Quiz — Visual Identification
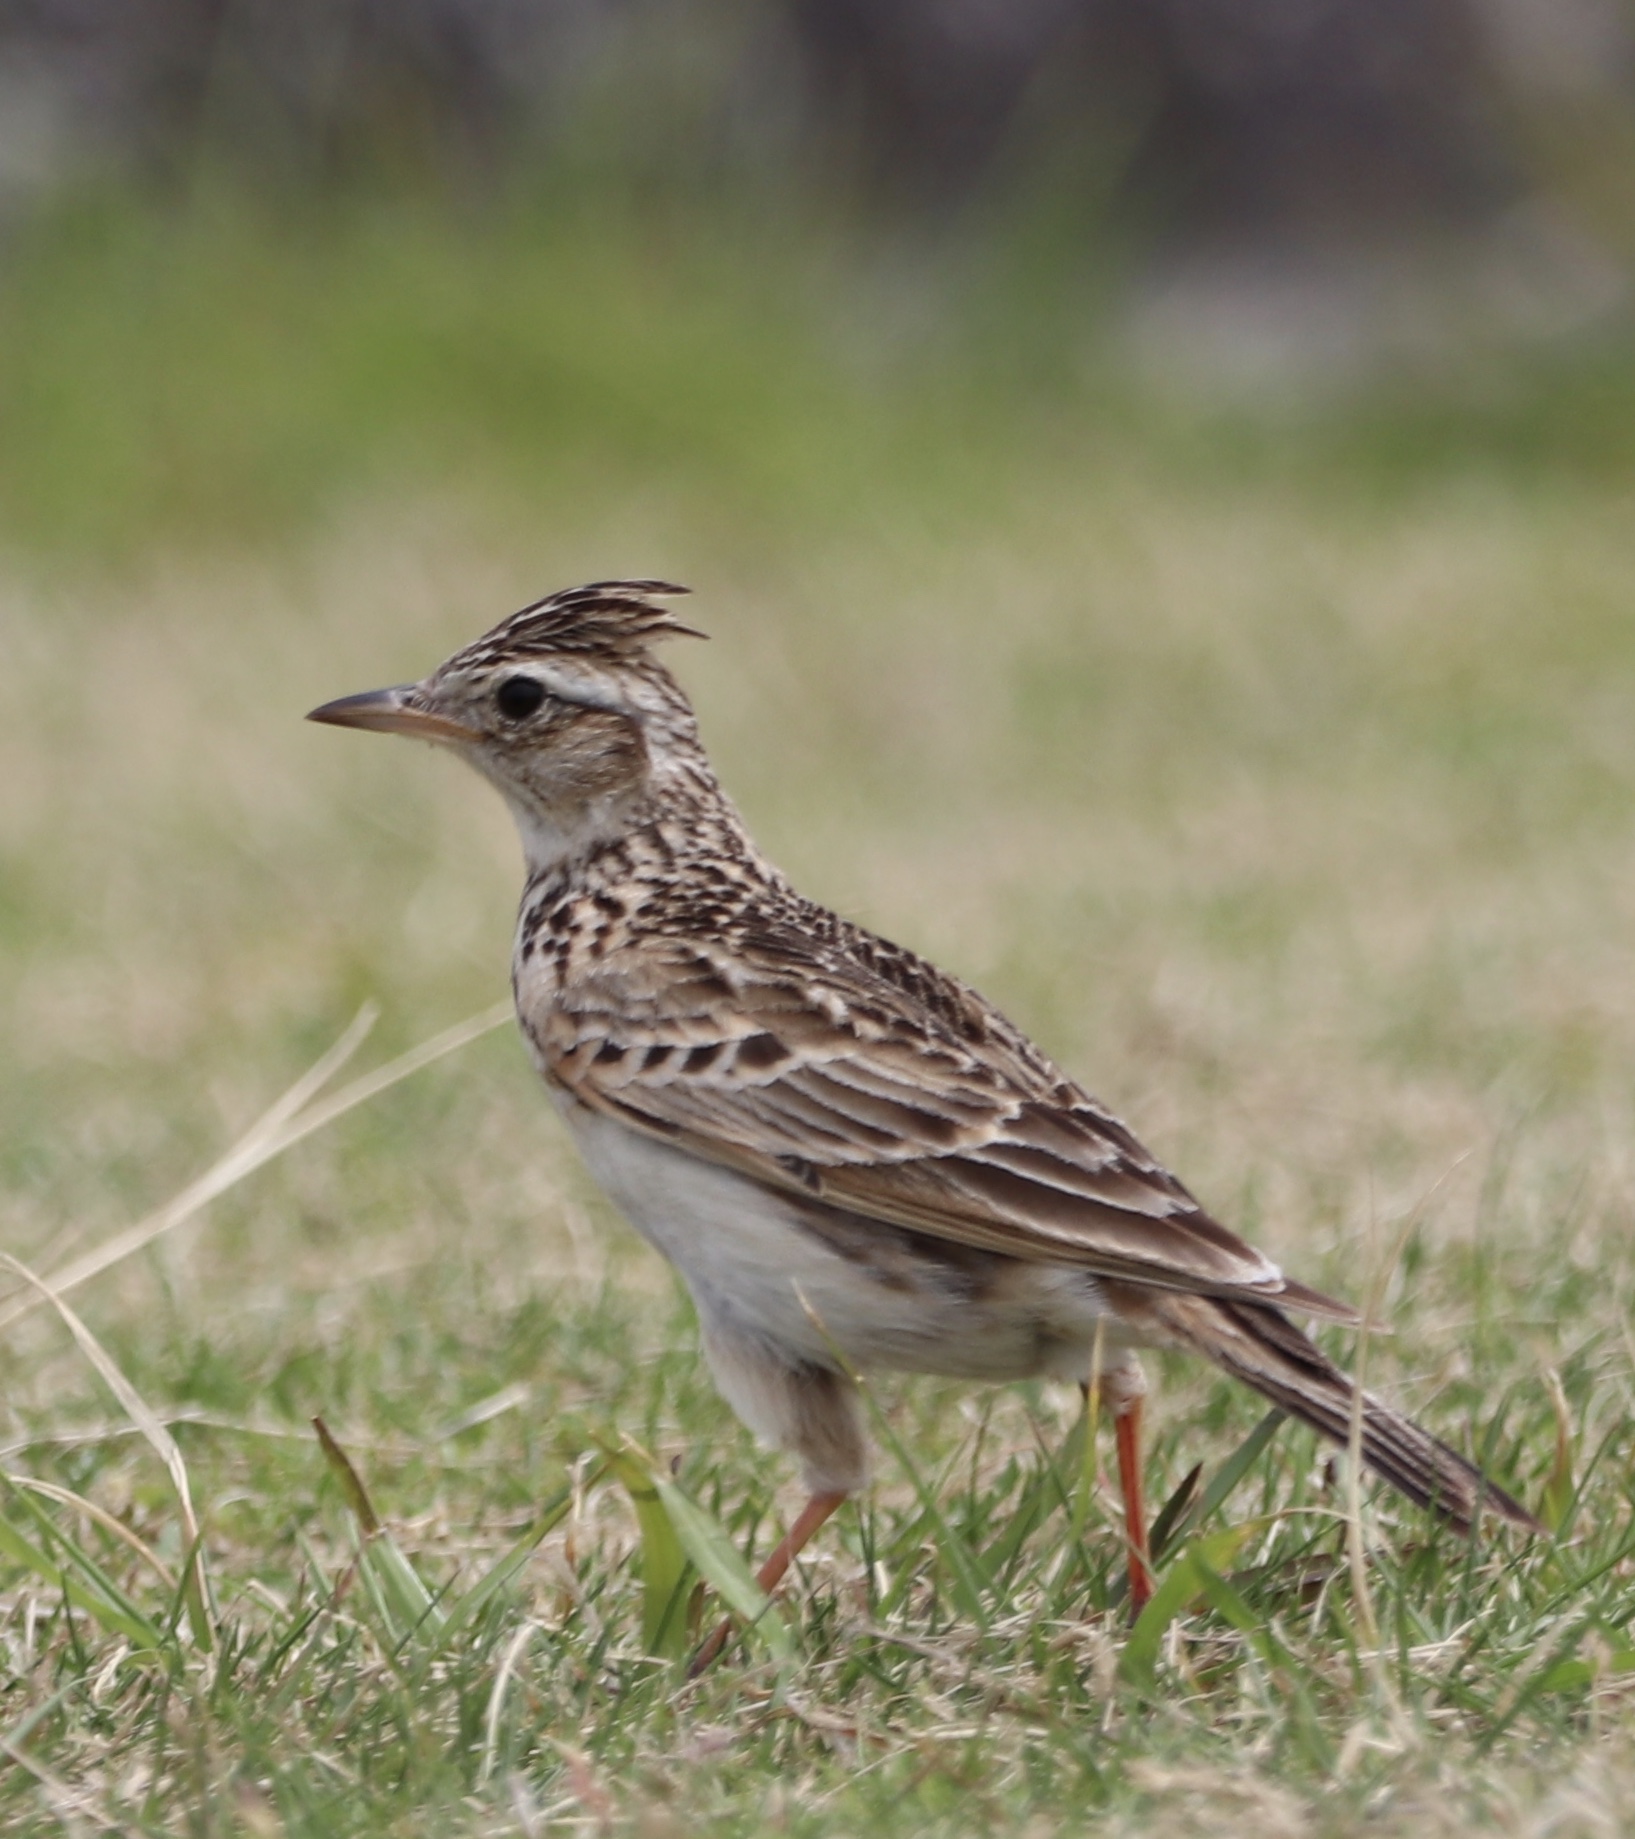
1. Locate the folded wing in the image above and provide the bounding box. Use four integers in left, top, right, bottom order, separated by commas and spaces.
539, 923, 1354, 1321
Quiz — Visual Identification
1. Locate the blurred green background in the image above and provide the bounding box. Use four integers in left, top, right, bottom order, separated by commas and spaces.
3, 0, 1634, 566
3, 5, 1635, 1834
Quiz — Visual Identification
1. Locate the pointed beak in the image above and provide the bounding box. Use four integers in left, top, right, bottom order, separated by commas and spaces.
305, 686, 477, 744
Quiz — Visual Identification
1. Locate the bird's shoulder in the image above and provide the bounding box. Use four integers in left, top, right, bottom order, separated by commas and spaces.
537, 868, 1070, 1101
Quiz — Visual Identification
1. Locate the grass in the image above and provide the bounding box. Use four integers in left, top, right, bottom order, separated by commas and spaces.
3, 184, 1635, 1834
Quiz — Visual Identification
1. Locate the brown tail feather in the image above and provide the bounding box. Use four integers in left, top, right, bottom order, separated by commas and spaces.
1120, 1287, 1540, 1535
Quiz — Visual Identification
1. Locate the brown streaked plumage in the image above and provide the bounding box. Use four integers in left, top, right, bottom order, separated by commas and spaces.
308, 580, 1538, 1656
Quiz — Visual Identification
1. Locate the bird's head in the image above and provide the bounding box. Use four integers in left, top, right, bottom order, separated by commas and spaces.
307, 580, 707, 865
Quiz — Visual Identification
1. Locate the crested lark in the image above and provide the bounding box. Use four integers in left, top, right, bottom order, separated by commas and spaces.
310, 581, 1536, 1654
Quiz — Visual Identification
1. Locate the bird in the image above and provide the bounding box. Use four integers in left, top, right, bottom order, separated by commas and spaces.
308, 579, 1537, 1662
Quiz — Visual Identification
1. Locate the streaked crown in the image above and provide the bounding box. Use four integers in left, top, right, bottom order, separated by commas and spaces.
445, 580, 703, 671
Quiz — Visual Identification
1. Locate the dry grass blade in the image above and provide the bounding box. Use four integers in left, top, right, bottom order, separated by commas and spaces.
0, 1003, 379, 1334
479, 1619, 543, 1785
0, 1000, 512, 1334
4, 1474, 178, 1590
279, 1000, 514, 1146
0, 1250, 214, 1650
312, 1416, 385, 1536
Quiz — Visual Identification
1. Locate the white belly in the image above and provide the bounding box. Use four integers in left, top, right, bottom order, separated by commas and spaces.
555, 1094, 1130, 1385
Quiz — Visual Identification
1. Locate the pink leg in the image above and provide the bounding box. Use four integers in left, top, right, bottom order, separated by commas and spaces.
1115, 1397, 1154, 1615
688, 1489, 848, 1675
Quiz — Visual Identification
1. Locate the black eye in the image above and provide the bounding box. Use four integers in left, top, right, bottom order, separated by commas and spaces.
495, 675, 547, 720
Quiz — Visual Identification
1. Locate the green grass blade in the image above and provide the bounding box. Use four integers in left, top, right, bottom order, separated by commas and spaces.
651, 1473, 795, 1665
170, 1526, 214, 1657
0, 1497, 164, 1652
425, 1479, 585, 1662
1477, 1617, 1602, 1752
1538, 1646, 1635, 1694
441, 1485, 576, 1629
980, 1411, 1090, 1591
1119, 1523, 1260, 1691
1179, 1410, 1286, 1549
1, 1250, 214, 1651
0, 1682, 77, 1759
1193, 1556, 1338, 1773
5, 1480, 161, 1631
602, 1444, 692, 1659
1190, 1557, 1261, 1635
365, 1534, 447, 1642
852, 1381, 995, 1630
6, 1475, 176, 1590
1540, 1375, 1576, 1537
314, 1416, 444, 1641
1146, 1463, 1204, 1568
6, 1477, 173, 1638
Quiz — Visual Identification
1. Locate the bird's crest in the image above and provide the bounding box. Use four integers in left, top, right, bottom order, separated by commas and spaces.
453, 581, 703, 670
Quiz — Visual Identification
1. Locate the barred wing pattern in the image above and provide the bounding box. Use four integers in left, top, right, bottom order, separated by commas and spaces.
539, 919, 1353, 1320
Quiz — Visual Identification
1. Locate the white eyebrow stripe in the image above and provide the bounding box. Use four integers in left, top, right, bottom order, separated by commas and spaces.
529, 663, 639, 716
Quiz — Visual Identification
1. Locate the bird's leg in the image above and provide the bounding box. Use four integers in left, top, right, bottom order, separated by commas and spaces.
688, 1488, 848, 1676
1114, 1395, 1154, 1614
750, 1488, 849, 1598
1101, 1354, 1153, 1616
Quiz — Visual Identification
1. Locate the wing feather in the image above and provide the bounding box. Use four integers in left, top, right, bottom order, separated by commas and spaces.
533, 930, 1355, 1319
